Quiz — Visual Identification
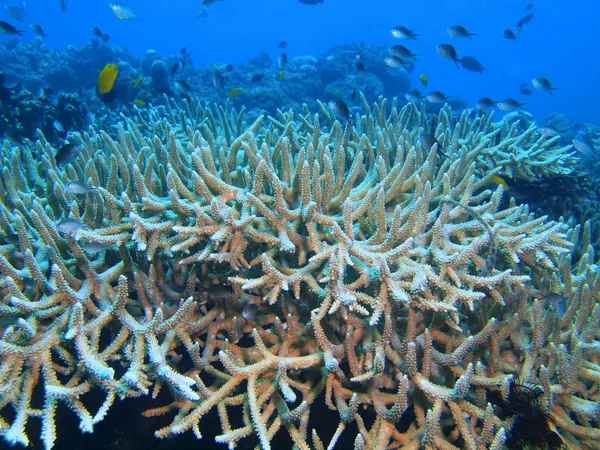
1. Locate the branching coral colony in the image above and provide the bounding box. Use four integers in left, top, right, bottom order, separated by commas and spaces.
0, 95, 598, 450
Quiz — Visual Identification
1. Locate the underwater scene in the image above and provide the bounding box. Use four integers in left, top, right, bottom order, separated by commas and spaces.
0, 0, 599, 449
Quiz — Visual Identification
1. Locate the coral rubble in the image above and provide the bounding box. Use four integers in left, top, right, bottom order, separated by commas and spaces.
0, 97, 598, 450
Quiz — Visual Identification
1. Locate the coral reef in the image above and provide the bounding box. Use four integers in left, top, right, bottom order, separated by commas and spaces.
0, 96, 598, 450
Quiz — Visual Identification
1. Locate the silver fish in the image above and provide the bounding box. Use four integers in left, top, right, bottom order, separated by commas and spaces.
4, 2, 26, 22
53, 119, 64, 132
241, 303, 258, 320
537, 125, 560, 137
389, 45, 417, 61
572, 136, 596, 158
29, 23, 46, 37
437, 44, 461, 68
543, 292, 566, 316
328, 100, 351, 122
84, 242, 108, 254
57, 218, 88, 234
460, 56, 485, 73
384, 56, 404, 68
475, 97, 497, 111
532, 77, 557, 94
64, 181, 96, 194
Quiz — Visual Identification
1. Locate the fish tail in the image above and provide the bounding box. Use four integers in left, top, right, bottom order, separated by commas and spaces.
454, 58, 461, 69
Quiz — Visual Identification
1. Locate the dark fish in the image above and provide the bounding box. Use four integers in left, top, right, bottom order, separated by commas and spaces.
351, 87, 356, 101
213, 69, 224, 88
197, 8, 208, 18
391, 25, 418, 40
84, 241, 108, 254
543, 293, 566, 316
174, 79, 192, 92
60, 0, 67, 12
241, 303, 258, 320
476, 97, 497, 111
278, 52, 288, 69
55, 143, 81, 165
460, 56, 485, 73
447, 25, 476, 39
353, 61, 365, 72
180, 46, 187, 55
497, 98, 526, 111
0, 20, 25, 35
102, 33, 110, 42
171, 61, 185, 76
29, 24, 46, 37
298, 0, 324, 5
91, 26, 104, 38
419, 133, 449, 158
519, 82, 533, 95
502, 29, 518, 40
277, 41, 287, 48
532, 76, 557, 94
426, 91, 451, 104
224, 64, 233, 72
384, 56, 404, 68
525, 3, 534, 11
390, 44, 417, 61
404, 89, 424, 103
328, 99, 351, 122
437, 44, 461, 68
250, 72, 264, 83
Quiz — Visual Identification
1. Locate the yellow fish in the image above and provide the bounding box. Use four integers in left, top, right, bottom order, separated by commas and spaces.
133, 99, 146, 107
133, 76, 143, 88
278, 71, 285, 80
227, 87, 242, 97
419, 73, 428, 88
489, 175, 509, 190
97, 63, 119, 94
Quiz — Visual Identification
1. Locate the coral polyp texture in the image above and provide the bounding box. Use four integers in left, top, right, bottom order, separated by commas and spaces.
0, 96, 598, 450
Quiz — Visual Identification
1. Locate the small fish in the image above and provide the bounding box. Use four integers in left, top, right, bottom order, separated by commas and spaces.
525, 3, 533, 11
4, 2, 26, 22
227, 87, 242, 97
224, 64, 233, 72
488, 175, 509, 190
447, 25, 476, 39
0, 20, 25, 35
543, 292, 567, 316
197, 8, 208, 18
404, 89, 424, 103
351, 87, 356, 101
171, 61, 185, 76
532, 77, 557, 94
53, 119, 65, 133
250, 72, 264, 83
57, 218, 87, 234
64, 180, 95, 194
353, 61, 366, 72
384, 56, 404, 68
537, 125, 560, 137
241, 303, 258, 320
419, 133, 449, 158
437, 44, 461, 68
60, 0, 67, 12
108, 2, 137, 20
391, 25, 418, 40
497, 98, 526, 111
519, 82, 533, 95
516, 12, 535, 32
91, 26, 104, 38
572, 136, 596, 158
84, 241, 108, 254
298, 0, 324, 5
419, 73, 428, 87
29, 23, 46, 37
426, 91, 451, 104
101, 33, 110, 42
55, 143, 81, 165
390, 44, 417, 61
502, 29, 518, 40
213, 69, 225, 89
278, 71, 285, 80
133, 99, 146, 107
460, 56, 485, 73
133, 76, 143, 88
328, 99, 351, 122
97, 63, 119, 94
174, 79, 192, 92
278, 52, 288, 69
277, 41, 287, 48
180, 46, 187, 56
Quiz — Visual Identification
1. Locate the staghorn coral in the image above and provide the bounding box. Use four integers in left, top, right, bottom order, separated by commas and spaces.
0, 96, 598, 450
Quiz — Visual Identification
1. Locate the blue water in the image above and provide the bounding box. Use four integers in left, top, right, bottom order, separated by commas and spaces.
5, 0, 599, 125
